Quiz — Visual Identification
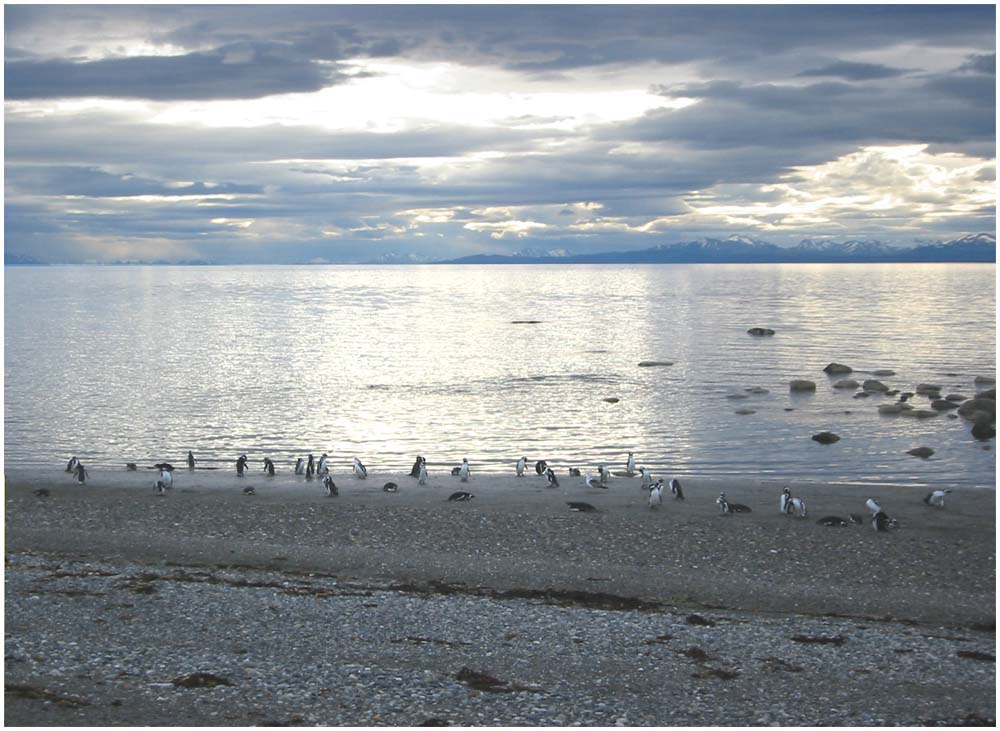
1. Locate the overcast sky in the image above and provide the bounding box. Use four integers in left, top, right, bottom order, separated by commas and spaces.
4, 4, 996, 263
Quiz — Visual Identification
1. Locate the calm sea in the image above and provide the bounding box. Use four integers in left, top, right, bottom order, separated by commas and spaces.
4, 264, 996, 488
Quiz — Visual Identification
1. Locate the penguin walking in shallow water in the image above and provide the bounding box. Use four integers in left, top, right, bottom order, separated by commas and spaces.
545, 467, 559, 488
418, 461, 428, 485
353, 457, 368, 479
65, 456, 79, 473
236, 455, 248, 477
187, 451, 195, 469
516, 457, 527, 477
458, 458, 471, 482
922, 489, 951, 508
74, 462, 89, 485
626, 452, 636, 476
323, 476, 338, 496
669, 478, 685, 500
294, 457, 305, 475
648, 481, 663, 509
262, 457, 275, 476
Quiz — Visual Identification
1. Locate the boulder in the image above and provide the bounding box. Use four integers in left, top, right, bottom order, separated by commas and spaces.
945, 393, 968, 402
915, 383, 943, 394
906, 447, 934, 458
977, 388, 996, 400
734, 408, 756, 415
638, 361, 674, 367
811, 432, 840, 444
853, 392, 871, 399
958, 398, 996, 418
603, 397, 620, 404
790, 380, 817, 392
878, 403, 904, 414
974, 375, 996, 385
862, 379, 890, 392
823, 363, 853, 375
972, 422, 996, 440
930, 399, 960, 411
832, 379, 860, 389
747, 327, 776, 336
872, 369, 896, 377
901, 409, 939, 419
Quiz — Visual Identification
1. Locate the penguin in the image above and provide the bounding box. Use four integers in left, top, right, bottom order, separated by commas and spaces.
306, 454, 315, 479
516, 457, 527, 477
780, 487, 792, 514
154, 462, 175, 472
534, 460, 547, 476
865, 498, 882, 515
262, 457, 275, 476
154, 481, 167, 495
126, 463, 138, 471
353, 457, 368, 479
317, 453, 329, 476
34, 488, 50, 498
567, 501, 597, 513
418, 461, 428, 485
65, 456, 79, 473
816, 516, 850, 527
922, 489, 951, 508
716, 492, 731, 514
598, 464, 611, 485
242, 486, 256, 496
545, 467, 559, 488
410, 456, 423, 478
73, 462, 89, 485
669, 478, 685, 500
294, 457, 305, 475
156, 467, 173, 491
585, 473, 606, 489
448, 491, 474, 501
639, 467, 652, 490
648, 482, 663, 509
187, 451, 195, 469
872, 511, 896, 532
849, 513, 864, 525
323, 476, 338, 496
788, 496, 807, 518
626, 452, 636, 476
451, 467, 461, 476
568, 467, 581, 477
236, 455, 248, 477
458, 458, 470, 482
383, 482, 399, 493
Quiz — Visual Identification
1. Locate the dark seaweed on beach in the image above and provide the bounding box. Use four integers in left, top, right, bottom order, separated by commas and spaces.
171, 672, 234, 688
956, 650, 995, 662
685, 614, 716, 626
5, 684, 91, 707
791, 634, 846, 645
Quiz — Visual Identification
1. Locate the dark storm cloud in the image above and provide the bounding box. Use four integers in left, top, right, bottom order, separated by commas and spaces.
6, 165, 262, 198
796, 61, 910, 81
5, 42, 348, 100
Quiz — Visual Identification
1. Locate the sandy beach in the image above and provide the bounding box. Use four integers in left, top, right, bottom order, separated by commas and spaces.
4, 466, 996, 726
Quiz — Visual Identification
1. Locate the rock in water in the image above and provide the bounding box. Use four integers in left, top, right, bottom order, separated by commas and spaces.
747, 327, 775, 336
833, 379, 860, 389
637, 361, 674, 367
790, 380, 817, 392
931, 399, 960, 411
824, 363, 853, 375
812, 432, 841, 444
862, 379, 890, 392
906, 447, 935, 458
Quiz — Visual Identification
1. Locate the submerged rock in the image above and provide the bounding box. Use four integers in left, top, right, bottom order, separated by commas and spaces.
824, 363, 853, 375
747, 327, 775, 336
945, 393, 968, 402
915, 383, 944, 395
974, 375, 996, 385
833, 379, 860, 389
811, 432, 840, 444
971, 422, 996, 440
872, 369, 896, 377
790, 380, 817, 392
745, 386, 769, 394
958, 398, 996, 418
638, 361, 674, 367
906, 447, 935, 458
603, 397, 620, 404
931, 399, 960, 411
734, 408, 756, 415
862, 379, 890, 392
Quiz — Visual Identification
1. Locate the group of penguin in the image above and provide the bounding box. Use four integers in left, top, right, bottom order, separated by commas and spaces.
64, 449, 955, 527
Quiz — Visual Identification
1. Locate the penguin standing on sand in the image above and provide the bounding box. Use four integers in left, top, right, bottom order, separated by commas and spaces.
74, 462, 89, 485
262, 457, 275, 476
236, 455, 248, 477
156, 467, 173, 490
516, 457, 527, 477
788, 496, 807, 518
648, 481, 663, 509
323, 475, 338, 496
866, 498, 882, 515
535, 460, 547, 476
317, 453, 329, 476
780, 487, 792, 514
410, 456, 424, 478
568, 467, 581, 477
418, 460, 428, 485
598, 464, 611, 485
545, 467, 559, 488
306, 454, 315, 479
669, 478, 685, 500
458, 458, 471, 482
585, 473, 606, 489
65, 456, 79, 473
639, 467, 652, 490
294, 457, 305, 475
353, 457, 368, 479
626, 452, 636, 475
187, 451, 195, 469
